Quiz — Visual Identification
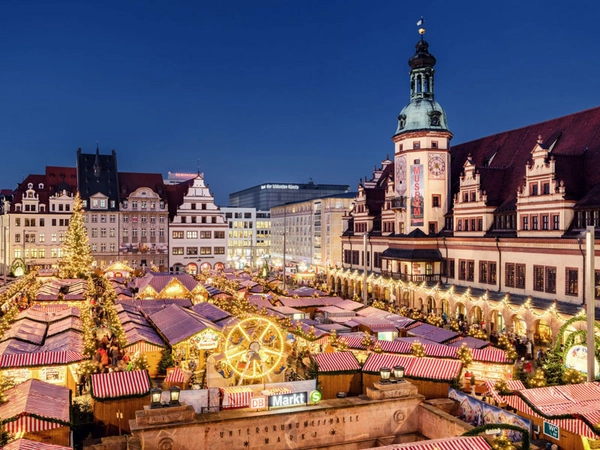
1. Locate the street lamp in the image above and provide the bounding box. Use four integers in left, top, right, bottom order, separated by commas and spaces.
150, 387, 162, 409
393, 366, 405, 381
379, 367, 391, 383
169, 386, 181, 406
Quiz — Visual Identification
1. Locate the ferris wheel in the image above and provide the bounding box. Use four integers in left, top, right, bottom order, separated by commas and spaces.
224, 316, 285, 385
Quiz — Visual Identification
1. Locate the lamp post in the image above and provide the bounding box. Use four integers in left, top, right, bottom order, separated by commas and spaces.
586, 225, 595, 381
363, 232, 368, 306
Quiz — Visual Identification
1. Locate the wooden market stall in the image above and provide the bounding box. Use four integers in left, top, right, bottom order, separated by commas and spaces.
116, 302, 166, 377
362, 353, 462, 399
164, 367, 192, 390
487, 381, 600, 450
311, 351, 362, 400
90, 369, 151, 435
0, 306, 86, 395
147, 303, 222, 376
0, 379, 71, 447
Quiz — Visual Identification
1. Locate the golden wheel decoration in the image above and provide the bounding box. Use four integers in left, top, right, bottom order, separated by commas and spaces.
224, 316, 285, 385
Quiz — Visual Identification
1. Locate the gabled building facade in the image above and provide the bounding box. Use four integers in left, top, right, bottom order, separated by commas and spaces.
2, 167, 77, 274
332, 29, 600, 345
166, 173, 228, 274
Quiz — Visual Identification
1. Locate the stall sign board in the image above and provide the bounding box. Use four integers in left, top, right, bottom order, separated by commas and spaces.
268, 392, 307, 408
543, 421, 559, 440
250, 395, 267, 410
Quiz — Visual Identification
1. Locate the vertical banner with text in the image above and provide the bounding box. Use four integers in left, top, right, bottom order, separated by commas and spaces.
410, 164, 424, 226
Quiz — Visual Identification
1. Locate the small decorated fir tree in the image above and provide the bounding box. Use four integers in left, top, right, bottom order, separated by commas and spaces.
361, 331, 374, 348
411, 341, 426, 357
527, 368, 547, 388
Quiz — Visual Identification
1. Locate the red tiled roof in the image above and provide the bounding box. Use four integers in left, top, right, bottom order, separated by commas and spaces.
118, 172, 168, 201
451, 106, 600, 210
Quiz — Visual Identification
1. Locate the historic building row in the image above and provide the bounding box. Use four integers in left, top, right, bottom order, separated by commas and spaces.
0, 147, 228, 275
331, 29, 600, 343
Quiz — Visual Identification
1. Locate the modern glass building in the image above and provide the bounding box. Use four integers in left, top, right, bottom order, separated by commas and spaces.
228, 181, 351, 210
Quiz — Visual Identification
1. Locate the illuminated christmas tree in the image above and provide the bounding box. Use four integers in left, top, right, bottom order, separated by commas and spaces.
457, 343, 473, 369
562, 368, 585, 384
58, 193, 94, 279
527, 368, 547, 388
361, 331, 374, 348
411, 341, 426, 357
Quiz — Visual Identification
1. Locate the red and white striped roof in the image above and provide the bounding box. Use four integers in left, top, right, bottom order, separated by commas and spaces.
378, 340, 413, 354
422, 343, 458, 359
361, 353, 415, 374
408, 357, 462, 381
505, 395, 599, 438
0, 379, 70, 432
90, 369, 151, 399
338, 335, 368, 350
471, 347, 511, 363
165, 367, 190, 383
312, 351, 361, 372
4, 438, 71, 450
0, 349, 84, 368
483, 379, 526, 404
384, 436, 491, 449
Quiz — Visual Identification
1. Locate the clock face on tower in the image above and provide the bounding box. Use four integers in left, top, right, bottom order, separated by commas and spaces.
428, 154, 445, 178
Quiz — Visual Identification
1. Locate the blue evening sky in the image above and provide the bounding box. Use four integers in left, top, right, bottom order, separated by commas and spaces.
1, 1, 599, 205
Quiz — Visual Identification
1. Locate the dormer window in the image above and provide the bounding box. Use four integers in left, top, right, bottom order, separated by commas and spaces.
27, 183, 33, 189
398, 114, 406, 130
429, 112, 441, 127
38, 183, 44, 189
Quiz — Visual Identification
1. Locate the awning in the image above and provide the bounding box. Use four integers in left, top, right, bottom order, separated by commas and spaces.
408, 357, 462, 381
90, 369, 151, 400
312, 351, 361, 373
390, 435, 491, 449
381, 248, 442, 261
4, 438, 72, 450
0, 350, 84, 368
164, 367, 191, 383
471, 347, 511, 363
361, 353, 415, 374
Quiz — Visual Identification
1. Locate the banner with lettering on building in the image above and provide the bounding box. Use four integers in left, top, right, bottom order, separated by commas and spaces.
410, 164, 424, 226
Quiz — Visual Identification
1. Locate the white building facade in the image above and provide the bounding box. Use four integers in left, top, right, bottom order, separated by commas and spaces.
167, 174, 228, 274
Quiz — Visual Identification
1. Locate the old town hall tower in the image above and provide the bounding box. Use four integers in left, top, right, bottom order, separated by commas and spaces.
393, 27, 452, 235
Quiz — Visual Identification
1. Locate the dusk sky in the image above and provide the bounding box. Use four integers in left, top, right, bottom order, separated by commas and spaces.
1, 1, 599, 205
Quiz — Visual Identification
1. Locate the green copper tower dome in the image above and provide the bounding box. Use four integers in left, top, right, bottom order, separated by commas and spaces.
394, 34, 449, 136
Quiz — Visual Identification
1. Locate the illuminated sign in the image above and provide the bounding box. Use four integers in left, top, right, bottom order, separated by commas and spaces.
260, 184, 300, 190
268, 391, 307, 408
190, 329, 220, 349
250, 395, 267, 409
564, 344, 599, 376
309, 390, 322, 403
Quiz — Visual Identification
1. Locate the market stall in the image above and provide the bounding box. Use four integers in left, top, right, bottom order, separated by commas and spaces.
220, 386, 253, 409
311, 351, 362, 399
361, 353, 462, 399
389, 436, 491, 450
90, 369, 151, 435
164, 367, 192, 390
0, 379, 71, 447
487, 381, 600, 450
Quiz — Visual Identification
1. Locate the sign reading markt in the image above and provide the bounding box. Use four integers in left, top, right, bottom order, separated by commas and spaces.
543, 421, 560, 440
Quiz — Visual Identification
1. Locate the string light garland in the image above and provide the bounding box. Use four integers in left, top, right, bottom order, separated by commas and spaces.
57, 193, 94, 279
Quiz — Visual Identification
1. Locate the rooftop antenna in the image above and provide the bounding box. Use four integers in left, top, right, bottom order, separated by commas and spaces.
417, 16, 425, 39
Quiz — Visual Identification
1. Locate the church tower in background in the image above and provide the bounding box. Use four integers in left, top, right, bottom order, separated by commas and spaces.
393, 22, 452, 235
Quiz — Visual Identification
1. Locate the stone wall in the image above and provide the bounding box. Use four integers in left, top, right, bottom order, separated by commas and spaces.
131, 395, 424, 450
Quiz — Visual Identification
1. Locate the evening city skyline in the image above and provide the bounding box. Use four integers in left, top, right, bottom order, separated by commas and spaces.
1, 1, 599, 205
